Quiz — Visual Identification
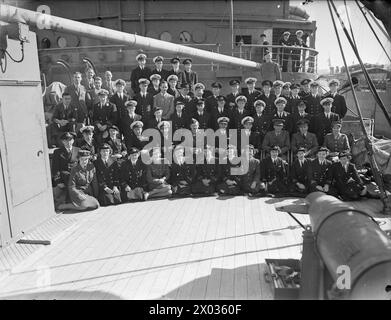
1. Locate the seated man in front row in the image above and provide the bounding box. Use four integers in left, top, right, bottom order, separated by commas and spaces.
51, 132, 78, 209
307, 147, 337, 195
192, 146, 219, 196
289, 147, 311, 196
170, 145, 196, 197
94, 143, 122, 206
120, 147, 149, 201
260, 145, 289, 196
331, 152, 367, 201
216, 145, 242, 196
239, 144, 263, 197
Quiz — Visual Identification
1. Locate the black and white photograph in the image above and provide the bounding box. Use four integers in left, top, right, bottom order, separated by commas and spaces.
0, 0, 390, 306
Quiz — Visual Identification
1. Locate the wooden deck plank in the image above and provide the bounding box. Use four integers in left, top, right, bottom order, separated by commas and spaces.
158, 197, 204, 300
0, 196, 311, 300
174, 197, 212, 299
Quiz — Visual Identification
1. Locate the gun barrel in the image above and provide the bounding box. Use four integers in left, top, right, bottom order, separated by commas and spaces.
0, 4, 260, 69
306, 192, 391, 299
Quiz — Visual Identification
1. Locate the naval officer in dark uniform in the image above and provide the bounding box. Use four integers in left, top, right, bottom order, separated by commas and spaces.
260, 145, 289, 196
323, 78, 348, 119
307, 146, 336, 195
130, 53, 152, 94
312, 97, 340, 145
289, 147, 311, 195
330, 152, 367, 201
94, 143, 122, 206
120, 147, 149, 201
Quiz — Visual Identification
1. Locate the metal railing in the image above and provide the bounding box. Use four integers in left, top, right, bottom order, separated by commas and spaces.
237, 44, 319, 74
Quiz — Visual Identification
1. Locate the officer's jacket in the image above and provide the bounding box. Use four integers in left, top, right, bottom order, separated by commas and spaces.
332, 162, 363, 187
251, 112, 272, 135
51, 146, 78, 186
204, 95, 219, 114
109, 92, 130, 125
130, 66, 152, 94
236, 130, 262, 154
323, 92, 347, 119
260, 157, 288, 182
258, 93, 277, 115
146, 162, 171, 185
303, 94, 322, 116
286, 95, 302, 114
312, 112, 340, 145
121, 113, 142, 139
195, 160, 219, 183
299, 90, 311, 99
94, 157, 121, 190
230, 109, 251, 129
170, 160, 196, 184
291, 112, 312, 133
272, 111, 293, 134
217, 158, 242, 184
120, 159, 147, 189
241, 88, 262, 112
133, 91, 154, 121
124, 133, 150, 152
210, 107, 231, 130
262, 130, 290, 154
240, 157, 261, 185
308, 159, 333, 185
75, 138, 98, 160
170, 112, 190, 131
92, 102, 117, 126
151, 68, 169, 81
193, 111, 211, 129
290, 158, 311, 184
178, 70, 198, 91
291, 131, 318, 155
175, 94, 193, 112
147, 86, 160, 97
226, 92, 241, 110
104, 137, 127, 156
323, 133, 350, 154
331, 162, 363, 187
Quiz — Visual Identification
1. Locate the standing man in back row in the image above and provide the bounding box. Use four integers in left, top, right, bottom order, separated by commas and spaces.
130, 53, 152, 95
259, 52, 282, 83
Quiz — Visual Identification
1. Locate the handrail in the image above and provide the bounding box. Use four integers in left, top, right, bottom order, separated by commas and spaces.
237, 43, 318, 73
239, 44, 319, 56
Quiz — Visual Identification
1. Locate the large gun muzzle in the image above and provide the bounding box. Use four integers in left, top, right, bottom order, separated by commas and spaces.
306, 192, 391, 299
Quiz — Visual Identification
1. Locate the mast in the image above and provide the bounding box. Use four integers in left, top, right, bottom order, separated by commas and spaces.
0, 4, 261, 69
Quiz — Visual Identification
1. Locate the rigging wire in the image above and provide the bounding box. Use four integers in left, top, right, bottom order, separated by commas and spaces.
329, 0, 391, 128
327, 0, 390, 212
355, 0, 391, 63
344, 0, 357, 48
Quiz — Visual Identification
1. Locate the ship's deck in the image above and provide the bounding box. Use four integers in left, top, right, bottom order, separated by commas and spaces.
0, 196, 312, 300
1, 195, 390, 300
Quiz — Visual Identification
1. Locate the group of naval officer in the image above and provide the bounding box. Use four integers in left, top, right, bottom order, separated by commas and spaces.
50, 53, 369, 212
